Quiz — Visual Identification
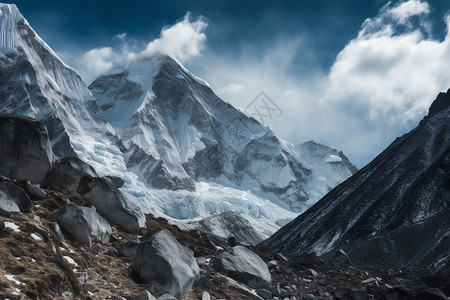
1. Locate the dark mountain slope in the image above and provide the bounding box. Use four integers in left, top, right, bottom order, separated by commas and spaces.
262, 89, 450, 267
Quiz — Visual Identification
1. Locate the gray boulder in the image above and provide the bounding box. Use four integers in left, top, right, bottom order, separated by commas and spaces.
0, 190, 20, 214
211, 246, 271, 289
0, 115, 53, 185
48, 157, 98, 193
23, 182, 46, 199
77, 176, 145, 233
132, 230, 200, 299
182, 211, 266, 246
53, 203, 112, 247
202, 291, 210, 300
0, 182, 32, 212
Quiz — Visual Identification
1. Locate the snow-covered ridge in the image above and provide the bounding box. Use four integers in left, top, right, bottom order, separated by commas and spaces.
90, 54, 357, 215
0, 3, 74, 71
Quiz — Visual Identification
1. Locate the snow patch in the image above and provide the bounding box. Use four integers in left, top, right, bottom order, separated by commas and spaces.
326, 155, 343, 163
30, 233, 41, 241
63, 256, 78, 267
4, 275, 24, 286
4, 221, 20, 232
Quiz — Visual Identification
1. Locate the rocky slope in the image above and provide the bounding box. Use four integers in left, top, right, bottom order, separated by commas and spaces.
0, 2, 357, 237
262, 90, 450, 268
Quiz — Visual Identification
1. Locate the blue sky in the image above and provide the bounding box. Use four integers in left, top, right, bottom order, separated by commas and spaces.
12, 0, 450, 167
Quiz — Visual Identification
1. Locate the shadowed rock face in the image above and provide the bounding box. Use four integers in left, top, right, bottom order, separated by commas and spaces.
0, 182, 31, 213
47, 157, 98, 193
132, 230, 200, 299
211, 246, 272, 289
262, 89, 450, 268
53, 203, 112, 247
181, 211, 266, 246
0, 189, 20, 214
77, 176, 146, 234
0, 114, 53, 185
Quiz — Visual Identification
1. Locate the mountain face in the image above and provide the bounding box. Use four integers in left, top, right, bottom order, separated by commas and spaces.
0, 3, 127, 179
0, 3, 356, 237
89, 55, 357, 213
262, 90, 450, 267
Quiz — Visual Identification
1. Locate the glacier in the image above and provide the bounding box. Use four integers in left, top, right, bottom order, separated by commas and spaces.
0, 3, 357, 237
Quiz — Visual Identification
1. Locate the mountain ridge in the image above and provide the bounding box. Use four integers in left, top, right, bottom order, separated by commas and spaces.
90, 53, 357, 213
262, 89, 450, 267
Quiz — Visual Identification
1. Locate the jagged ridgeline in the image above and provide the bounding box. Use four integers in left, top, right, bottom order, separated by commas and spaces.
263, 90, 450, 268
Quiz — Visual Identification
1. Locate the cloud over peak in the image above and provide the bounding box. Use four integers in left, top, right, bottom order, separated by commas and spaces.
142, 13, 208, 62
76, 12, 208, 83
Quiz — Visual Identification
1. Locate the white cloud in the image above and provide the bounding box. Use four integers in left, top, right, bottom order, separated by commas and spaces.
113, 33, 127, 41
79, 47, 117, 82
75, 13, 208, 84
216, 82, 245, 98
324, 0, 450, 124
141, 13, 208, 62
390, 0, 430, 24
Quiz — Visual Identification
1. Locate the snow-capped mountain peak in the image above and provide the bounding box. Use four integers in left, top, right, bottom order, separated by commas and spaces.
1, 3, 357, 238
90, 53, 357, 213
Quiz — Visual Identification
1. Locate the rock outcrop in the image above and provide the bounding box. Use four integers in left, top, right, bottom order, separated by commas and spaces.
181, 211, 266, 246
0, 190, 20, 214
47, 157, 98, 193
0, 115, 53, 185
77, 176, 145, 234
53, 203, 112, 247
211, 246, 271, 289
132, 230, 200, 299
0, 182, 32, 212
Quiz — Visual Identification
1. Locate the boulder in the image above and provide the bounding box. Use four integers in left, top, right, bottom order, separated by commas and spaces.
197, 278, 218, 292
77, 176, 145, 233
0, 115, 53, 185
23, 182, 47, 199
0, 182, 32, 212
53, 203, 112, 247
211, 246, 272, 289
202, 291, 210, 300
48, 157, 98, 193
132, 230, 200, 299
0, 190, 20, 214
